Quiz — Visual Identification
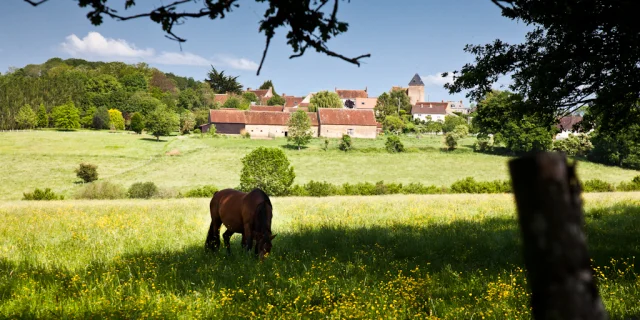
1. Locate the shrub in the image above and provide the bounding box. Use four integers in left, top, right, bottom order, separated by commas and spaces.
401, 182, 443, 194
617, 175, 640, 191
92, 107, 111, 130
450, 177, 511, 194
303, 181, 339, 197
128, 182, 158, 199
207, 124, 218, 137
130, 112, 145, 134
553, 134, 592, 157
445, 132, 459, 150
581, 179, 615, 192
323, 139, 329, 151
75, 181, 126, 199
385, 135, 405, 153
193, 128, 201, 135
239, 147, 295, 196
338, 134, 352, 151
156, 187, 179, 199
240, 129, 251, 139
108, 109, 125, 130
75, 163, 98, 183
473, 134, 493, 152
288, 184, 309, 197
23, 188, 64, 200
184, 185, 219, 198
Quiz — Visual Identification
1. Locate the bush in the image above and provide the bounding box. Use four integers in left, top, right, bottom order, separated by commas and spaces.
288, 184, 309, 197
445, 132, 459, 150
303, 180, 339, 196
130, 112, 145, 134
240, 129, 251, 139
75, 181, 126, 199
553, 134, 592, 157
473, 134, 493, 152
581, 179, 615, 192
108, 109, 125, 130
338, 134, 352, 151
156, 187, 179, 199
207, 124, 217, 137
385, 135, 405, 153
128, 182, 159, 199
193, 128, 201, 135
401, 182, 444, 194
323, 139, 329, 151
617, 175, 640, 191
75, 163, 98, 183
184, 185, 219, 198
450, 177, 511, 194
23, 188, 64, 200
239, 147, 295, 196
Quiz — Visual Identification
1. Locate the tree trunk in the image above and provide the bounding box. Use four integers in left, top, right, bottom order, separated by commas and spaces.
508, 152, 607, 320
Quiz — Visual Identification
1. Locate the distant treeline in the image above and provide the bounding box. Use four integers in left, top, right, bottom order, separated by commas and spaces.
0, 58, 216, 130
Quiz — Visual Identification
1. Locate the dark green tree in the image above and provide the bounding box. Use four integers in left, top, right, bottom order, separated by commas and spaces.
36, 103, 48, 128
130, 112, 145, 134
259, 80, 277, 95
92, 107, 111, 130
242, 92, 259, 104
205, 67, 242, 95
374, 90, 411, 121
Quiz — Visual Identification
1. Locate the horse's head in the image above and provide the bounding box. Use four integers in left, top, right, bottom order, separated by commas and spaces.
258, 234, 276, 261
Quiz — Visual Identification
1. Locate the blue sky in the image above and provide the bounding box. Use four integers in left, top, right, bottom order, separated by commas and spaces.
0, 1, 530, 104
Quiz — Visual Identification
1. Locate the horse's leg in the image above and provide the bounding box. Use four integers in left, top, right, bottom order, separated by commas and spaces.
243, 223, 253, 253
205, 216, 222, 252
223, 230, 234, 255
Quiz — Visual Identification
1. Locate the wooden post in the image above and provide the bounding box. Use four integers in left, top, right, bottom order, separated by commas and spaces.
509, 152, 607, 320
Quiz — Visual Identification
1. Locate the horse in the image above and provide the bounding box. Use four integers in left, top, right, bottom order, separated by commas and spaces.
205, 188, 276, 260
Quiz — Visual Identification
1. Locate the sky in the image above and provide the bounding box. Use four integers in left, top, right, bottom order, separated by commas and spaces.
0, 1, 531, 104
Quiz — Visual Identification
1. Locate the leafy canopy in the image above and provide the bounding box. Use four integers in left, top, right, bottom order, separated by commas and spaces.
287, 110, 313, 150
51, 101, 81, 130
206, 67, 243, 95
309, 91, 342, 111
145, 105, 179, 141
239, 147, 296, 196
15, 104, 37, 129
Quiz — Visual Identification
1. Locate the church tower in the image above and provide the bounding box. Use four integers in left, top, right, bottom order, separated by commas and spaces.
407, 73, 425, 105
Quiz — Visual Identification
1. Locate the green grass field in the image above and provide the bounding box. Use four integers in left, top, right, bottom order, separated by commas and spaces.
1, 194, 639, 319
1, 130, 638, 200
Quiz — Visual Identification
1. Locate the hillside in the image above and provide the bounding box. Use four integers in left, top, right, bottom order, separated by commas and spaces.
1, 130, 638, 200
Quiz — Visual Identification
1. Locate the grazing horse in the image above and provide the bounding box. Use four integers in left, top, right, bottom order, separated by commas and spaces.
205, 188, 276, 259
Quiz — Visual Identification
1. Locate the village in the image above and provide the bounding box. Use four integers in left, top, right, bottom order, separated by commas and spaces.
200, 74, 471, 139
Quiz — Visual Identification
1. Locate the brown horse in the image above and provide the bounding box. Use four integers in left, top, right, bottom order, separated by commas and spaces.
205, 188, 276, 259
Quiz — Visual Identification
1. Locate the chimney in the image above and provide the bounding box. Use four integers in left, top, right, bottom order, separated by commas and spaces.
365, 86, 368, 92
441, 100, 444, 103
247, 88, 252, 91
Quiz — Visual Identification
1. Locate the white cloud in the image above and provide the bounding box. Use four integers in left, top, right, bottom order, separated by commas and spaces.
421, 72, 454, 87
60, 32, 154, 59
213, 56, 259, 71
153, 52, 212, 66
59, 32, 258, 70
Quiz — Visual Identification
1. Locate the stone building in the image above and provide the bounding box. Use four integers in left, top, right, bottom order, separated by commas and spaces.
317, 108, 377, 139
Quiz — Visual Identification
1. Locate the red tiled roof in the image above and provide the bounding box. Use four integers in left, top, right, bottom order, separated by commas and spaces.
250, 105, 283, 112
284, 96, 304, 108
558, 116, 583, 131
336, 89, 368, 99
318, 109, 377, 126
299, 103, 310, 108
307, 112, 319, 126
210, 109, 246, 123
412, 102, 448, 115
284, 107, 309, 113
245, 111, 291, 125
214, 94, 230, 104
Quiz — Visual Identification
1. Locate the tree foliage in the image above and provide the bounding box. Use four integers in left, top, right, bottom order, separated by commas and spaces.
383, 115, 404, 134
36, 103, 48, 128
75, 163, 99, 183
374, 90, 412, 121
445, 0, 640, 132
338, 134, 352, 151
267, 94, 286, 106
15, 104, 37, 129
130, 112, 144, 134
180, 110, 196, 134
287, 110, 313, 150
308, 91, 342, 111
205, 67, 242, 95
385, 135, 405, 153
22, 0, 369, 76
145, 105, 179, 141
51, 101, 81, 130
92, 107, 110, 130
108, 109, 125, 130
442, 115, 467, 133
259, 80, 277, 95
239, 147, 296, 196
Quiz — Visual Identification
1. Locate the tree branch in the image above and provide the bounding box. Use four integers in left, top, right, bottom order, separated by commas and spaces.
23, 0, 49, 5
256, 35, 273, 76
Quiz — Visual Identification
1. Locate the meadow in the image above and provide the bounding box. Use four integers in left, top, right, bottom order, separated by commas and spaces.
1, 130, 639, 200
1, 193, 639, 319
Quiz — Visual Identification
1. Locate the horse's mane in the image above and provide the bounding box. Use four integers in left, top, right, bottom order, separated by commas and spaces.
252, 188, 272, 236
252, 188, 272, 208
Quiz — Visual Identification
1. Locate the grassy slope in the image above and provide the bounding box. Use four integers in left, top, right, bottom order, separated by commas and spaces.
1, 194, 638, 318
1, 130, 638, 200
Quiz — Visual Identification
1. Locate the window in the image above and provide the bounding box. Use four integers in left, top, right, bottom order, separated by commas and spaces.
347, 129, 354, 136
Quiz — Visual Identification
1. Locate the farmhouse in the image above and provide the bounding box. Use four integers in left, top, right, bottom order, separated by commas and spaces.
318, 108, 378, 139
336, 88, 368, 109
246, 87, 274, 105
204, 109, 246, 134
411, 102, 449, 122
282, 94, 304, 108
556, 115, 583, 139
245, 112, 291, 138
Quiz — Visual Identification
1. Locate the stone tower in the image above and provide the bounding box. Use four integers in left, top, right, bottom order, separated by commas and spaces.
407, 73, 425, 105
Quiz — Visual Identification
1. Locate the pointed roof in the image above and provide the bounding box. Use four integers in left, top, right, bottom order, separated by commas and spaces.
408, 74, 424, 86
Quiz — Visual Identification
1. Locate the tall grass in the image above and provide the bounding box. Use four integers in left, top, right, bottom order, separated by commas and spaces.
1, 194, 638, 318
